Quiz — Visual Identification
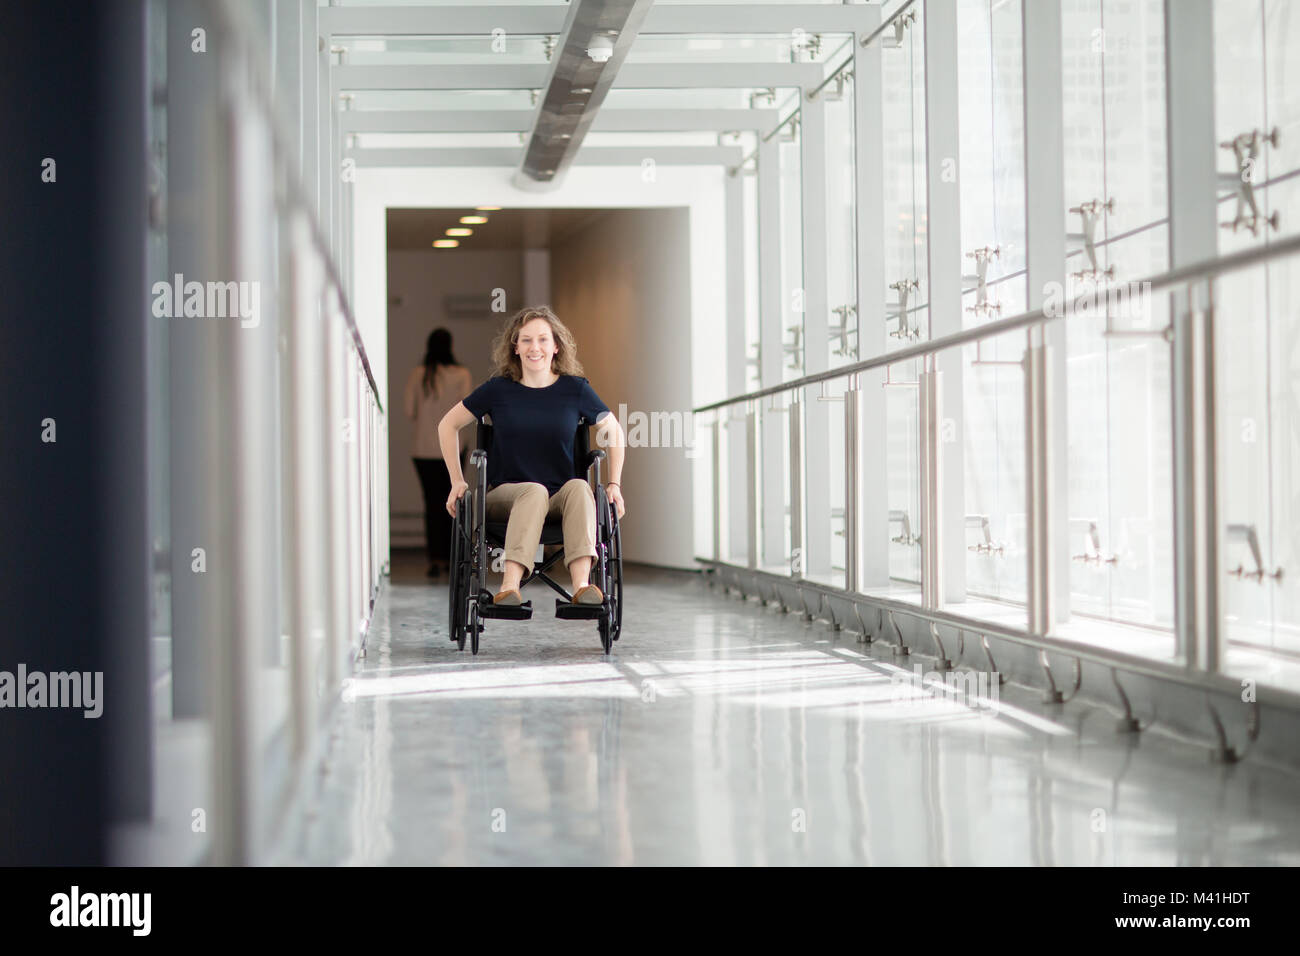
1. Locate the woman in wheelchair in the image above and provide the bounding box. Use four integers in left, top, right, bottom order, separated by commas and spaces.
437, 306, 626, 627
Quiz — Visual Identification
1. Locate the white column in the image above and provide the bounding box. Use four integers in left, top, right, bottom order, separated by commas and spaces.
922, 0, 967, 603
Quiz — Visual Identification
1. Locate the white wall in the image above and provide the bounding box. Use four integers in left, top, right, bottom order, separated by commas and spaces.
551, 208, 694, 568
385, 248, 522, 547
352, 165, 729, 567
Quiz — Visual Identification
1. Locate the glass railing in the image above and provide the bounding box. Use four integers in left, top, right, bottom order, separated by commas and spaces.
130, 0, 387, 866
696, 233, 1300, 700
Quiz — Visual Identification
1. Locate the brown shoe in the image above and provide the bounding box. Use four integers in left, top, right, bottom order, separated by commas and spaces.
492, 588, 522, 606
573, 584, 604, 605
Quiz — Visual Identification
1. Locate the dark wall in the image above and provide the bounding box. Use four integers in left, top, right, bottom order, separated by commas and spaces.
0, 0, 148, 864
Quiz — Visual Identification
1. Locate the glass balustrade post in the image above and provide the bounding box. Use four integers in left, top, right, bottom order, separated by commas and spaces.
919, 354, 943, 608
789, 388, 805, 577
746, 401, 759, 570
1165, 0, 1219, 670
1021, 0, 1069, 627
922, 0, 967, 604
712, 415, 723, 562
844, 374, 861, 592
800, 94, 833, 579
854, 3, 890, 592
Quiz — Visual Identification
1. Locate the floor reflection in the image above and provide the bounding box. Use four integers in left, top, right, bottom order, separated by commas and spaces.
290, 554, 1300, 866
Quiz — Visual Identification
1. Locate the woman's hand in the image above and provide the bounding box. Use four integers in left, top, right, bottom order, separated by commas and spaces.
446, 479, 468, 517
606, 484, 626, 520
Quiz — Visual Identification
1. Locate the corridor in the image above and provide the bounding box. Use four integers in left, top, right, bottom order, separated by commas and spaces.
287, 556, 1300, 866
7, 0, 1300, 889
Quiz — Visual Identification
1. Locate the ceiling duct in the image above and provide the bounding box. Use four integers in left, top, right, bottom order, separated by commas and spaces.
513, 0, 654, 191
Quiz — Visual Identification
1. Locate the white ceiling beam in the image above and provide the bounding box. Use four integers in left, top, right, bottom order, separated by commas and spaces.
346, 145, 744, 167
334, 62, 822, 90
338, 108, 779, 133
320, 5, 877, 37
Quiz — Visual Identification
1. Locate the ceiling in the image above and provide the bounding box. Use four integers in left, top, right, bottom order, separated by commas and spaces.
385, 206, 629, 250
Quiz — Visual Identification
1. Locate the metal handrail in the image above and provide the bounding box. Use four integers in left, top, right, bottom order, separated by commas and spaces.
859, 0, 920, 49
695, 230, 1300, 413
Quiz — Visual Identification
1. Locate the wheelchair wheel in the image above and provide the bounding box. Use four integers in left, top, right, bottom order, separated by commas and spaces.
467, 492, 486, 656
609, 509, 623, 642
450, 496, 469, 650
449, 497, 464, 646
594, 486, 622, 654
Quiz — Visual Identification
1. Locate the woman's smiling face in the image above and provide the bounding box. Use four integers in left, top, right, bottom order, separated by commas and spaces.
515, 317, 558, 373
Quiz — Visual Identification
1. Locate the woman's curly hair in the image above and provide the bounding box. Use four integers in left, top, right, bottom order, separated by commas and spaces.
490, 305, 586, 382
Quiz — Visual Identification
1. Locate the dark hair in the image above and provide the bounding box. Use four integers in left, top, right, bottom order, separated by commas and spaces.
421, 328, 458, 396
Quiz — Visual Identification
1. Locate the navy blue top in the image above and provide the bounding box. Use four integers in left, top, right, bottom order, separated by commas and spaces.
461, 374, 611, 495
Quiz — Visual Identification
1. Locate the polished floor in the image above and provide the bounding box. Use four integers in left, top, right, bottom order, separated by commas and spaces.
288, 552, 1300, 865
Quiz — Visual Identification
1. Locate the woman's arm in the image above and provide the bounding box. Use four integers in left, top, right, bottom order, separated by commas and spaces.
594, 412, 626, 518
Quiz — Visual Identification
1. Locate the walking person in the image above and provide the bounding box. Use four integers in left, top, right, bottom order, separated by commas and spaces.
404, 328, 473, 578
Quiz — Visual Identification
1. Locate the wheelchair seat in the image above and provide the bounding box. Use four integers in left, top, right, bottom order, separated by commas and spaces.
484, 514, 565, 546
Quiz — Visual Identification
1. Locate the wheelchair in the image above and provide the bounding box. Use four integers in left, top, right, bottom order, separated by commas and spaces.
448, 414, 623, 655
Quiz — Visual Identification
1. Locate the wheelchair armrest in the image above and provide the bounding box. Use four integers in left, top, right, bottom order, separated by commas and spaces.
584, 448, 605, 485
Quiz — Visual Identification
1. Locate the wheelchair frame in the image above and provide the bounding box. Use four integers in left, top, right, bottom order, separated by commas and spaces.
448, 415, 623, 655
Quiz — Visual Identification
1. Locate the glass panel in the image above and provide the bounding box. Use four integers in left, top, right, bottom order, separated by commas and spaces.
1214, 1, 1298, 686
824, 67, 858, 369
951, 1, 1027, 614
880, 5, 927, 349
804, 379, 847, 588
758, 396, 794, 576
957, 0, 1026, 328
724, 408, 749, 567
1061, 0, 1173, 638
885, 360, 923, 595
961, 330, 1027, 606
1264, 256, 1300, 662
779, 119, 805, 382
743, 165, 761, 392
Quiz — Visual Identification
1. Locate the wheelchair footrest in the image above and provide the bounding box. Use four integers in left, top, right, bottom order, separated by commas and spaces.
555, 599, 607, 620
478, 600, 533, 620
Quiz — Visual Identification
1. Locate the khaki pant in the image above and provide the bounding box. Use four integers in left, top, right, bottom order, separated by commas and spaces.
484, 478, 597, 570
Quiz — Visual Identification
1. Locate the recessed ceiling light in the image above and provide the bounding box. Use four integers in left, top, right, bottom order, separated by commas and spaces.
476, 205, 501, 211
433, 239, 459, 248
446, 228, 472, 236
460, 215, 488, 224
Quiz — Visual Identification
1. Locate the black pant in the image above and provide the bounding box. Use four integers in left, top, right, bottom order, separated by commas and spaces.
413, 458, 453, 564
